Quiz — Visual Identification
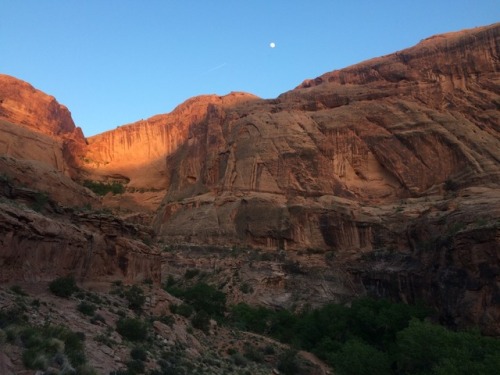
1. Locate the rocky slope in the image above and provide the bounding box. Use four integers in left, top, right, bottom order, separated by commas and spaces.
0, 23, 499, 340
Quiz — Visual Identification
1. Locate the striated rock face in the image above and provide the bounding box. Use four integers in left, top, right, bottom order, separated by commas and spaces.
0, 179, 161, 284
148, 23, 500, 334
81, 92, 259, 189
153, 23, 500, 248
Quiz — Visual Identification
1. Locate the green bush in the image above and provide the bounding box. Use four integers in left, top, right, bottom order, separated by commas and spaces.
184, 268, 200, 279
243, 344, 264, 363
228, 298, 500, 375
126, 359, 145, 374
49, 275, 79, 298
116, 318, 148, 342
124, 285, 146, 311
331, 339, 391, 375
173, 303, 194, 318
32, 191, 49, 212
10, 285, 28, 296
231, 352, 248, 367
130, 346, 148, 361
277, 349, 300, 375
166, 282, 226, 320
191, 310, 210, 333
0, 306, 27, 329
396, 319, 500, 375
77, 301, 96, 316
83, 180, 125, 196
19, 325, 87, 371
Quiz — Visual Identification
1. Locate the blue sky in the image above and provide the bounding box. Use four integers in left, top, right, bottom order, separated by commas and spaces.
1, 1, 498, 136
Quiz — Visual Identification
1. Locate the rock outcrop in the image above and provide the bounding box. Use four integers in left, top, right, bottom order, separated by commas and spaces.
0, 177, 161, 284
0, 74, 87, 179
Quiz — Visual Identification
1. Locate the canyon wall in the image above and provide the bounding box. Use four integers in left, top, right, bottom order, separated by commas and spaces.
152, 23, 500, 250
0, 23, 498, 334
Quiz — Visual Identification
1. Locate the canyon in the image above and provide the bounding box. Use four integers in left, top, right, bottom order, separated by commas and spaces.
0, 22, 499, 372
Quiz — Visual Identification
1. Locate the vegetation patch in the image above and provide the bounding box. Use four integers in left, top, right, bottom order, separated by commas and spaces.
116, 317, 148, 342
165, 282, 226, 321
83, 180, 125, 196
49, 275, 79, 298
229, 298, 500, 375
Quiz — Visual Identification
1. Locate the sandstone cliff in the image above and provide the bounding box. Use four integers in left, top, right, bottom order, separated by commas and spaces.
148, 23, 500, 334
0, 74, 87, 180
0, 23, 499, 336
0, 75, 159, 285
0, 176, 161, 284
153, 23, 500, 249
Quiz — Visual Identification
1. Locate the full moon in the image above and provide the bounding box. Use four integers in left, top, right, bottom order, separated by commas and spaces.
270, 42, 276, 48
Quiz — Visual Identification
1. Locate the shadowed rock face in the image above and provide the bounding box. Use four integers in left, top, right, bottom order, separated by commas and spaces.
151, 23, 499, 249
0, 23, 499, 334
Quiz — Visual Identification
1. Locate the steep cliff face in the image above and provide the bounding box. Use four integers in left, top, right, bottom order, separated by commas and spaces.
81, 92, 259, 189
0, 74, 87, 178
0, 74, 77, 136
148, 24, 500, 334
153, 23, 500, 249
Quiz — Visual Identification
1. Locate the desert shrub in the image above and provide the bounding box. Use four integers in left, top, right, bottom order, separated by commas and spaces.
49, 275, 78, 298
130, 346, 148, 361
229, 303, 271, 333
444, 178, 459, 191
90, 313, 106, 325
10, 284, 28, 296
243, 344, 264, 363
263, 344, 276, 355
172, 303, 194, 318
19, 324, 87, 371
277, 349, 300, 375
124, 285, 146, 311
156, 314, 175, 326
184, 268, 200, 279
126, 359, 145, 373
0, 306, 27, 328
191, 310, 210, 333
239, 282, 253, 294
167, 282, 226, 320
231, 352, 248, 367
116, 318, 148, 342
83, 180, 125, 196
77, 301, 96, 316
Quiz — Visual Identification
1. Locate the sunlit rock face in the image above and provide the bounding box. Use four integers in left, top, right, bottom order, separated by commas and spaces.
0, 74, 87, 181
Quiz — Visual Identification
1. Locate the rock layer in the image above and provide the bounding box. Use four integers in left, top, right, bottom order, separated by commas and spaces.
0, 178, 161, 284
